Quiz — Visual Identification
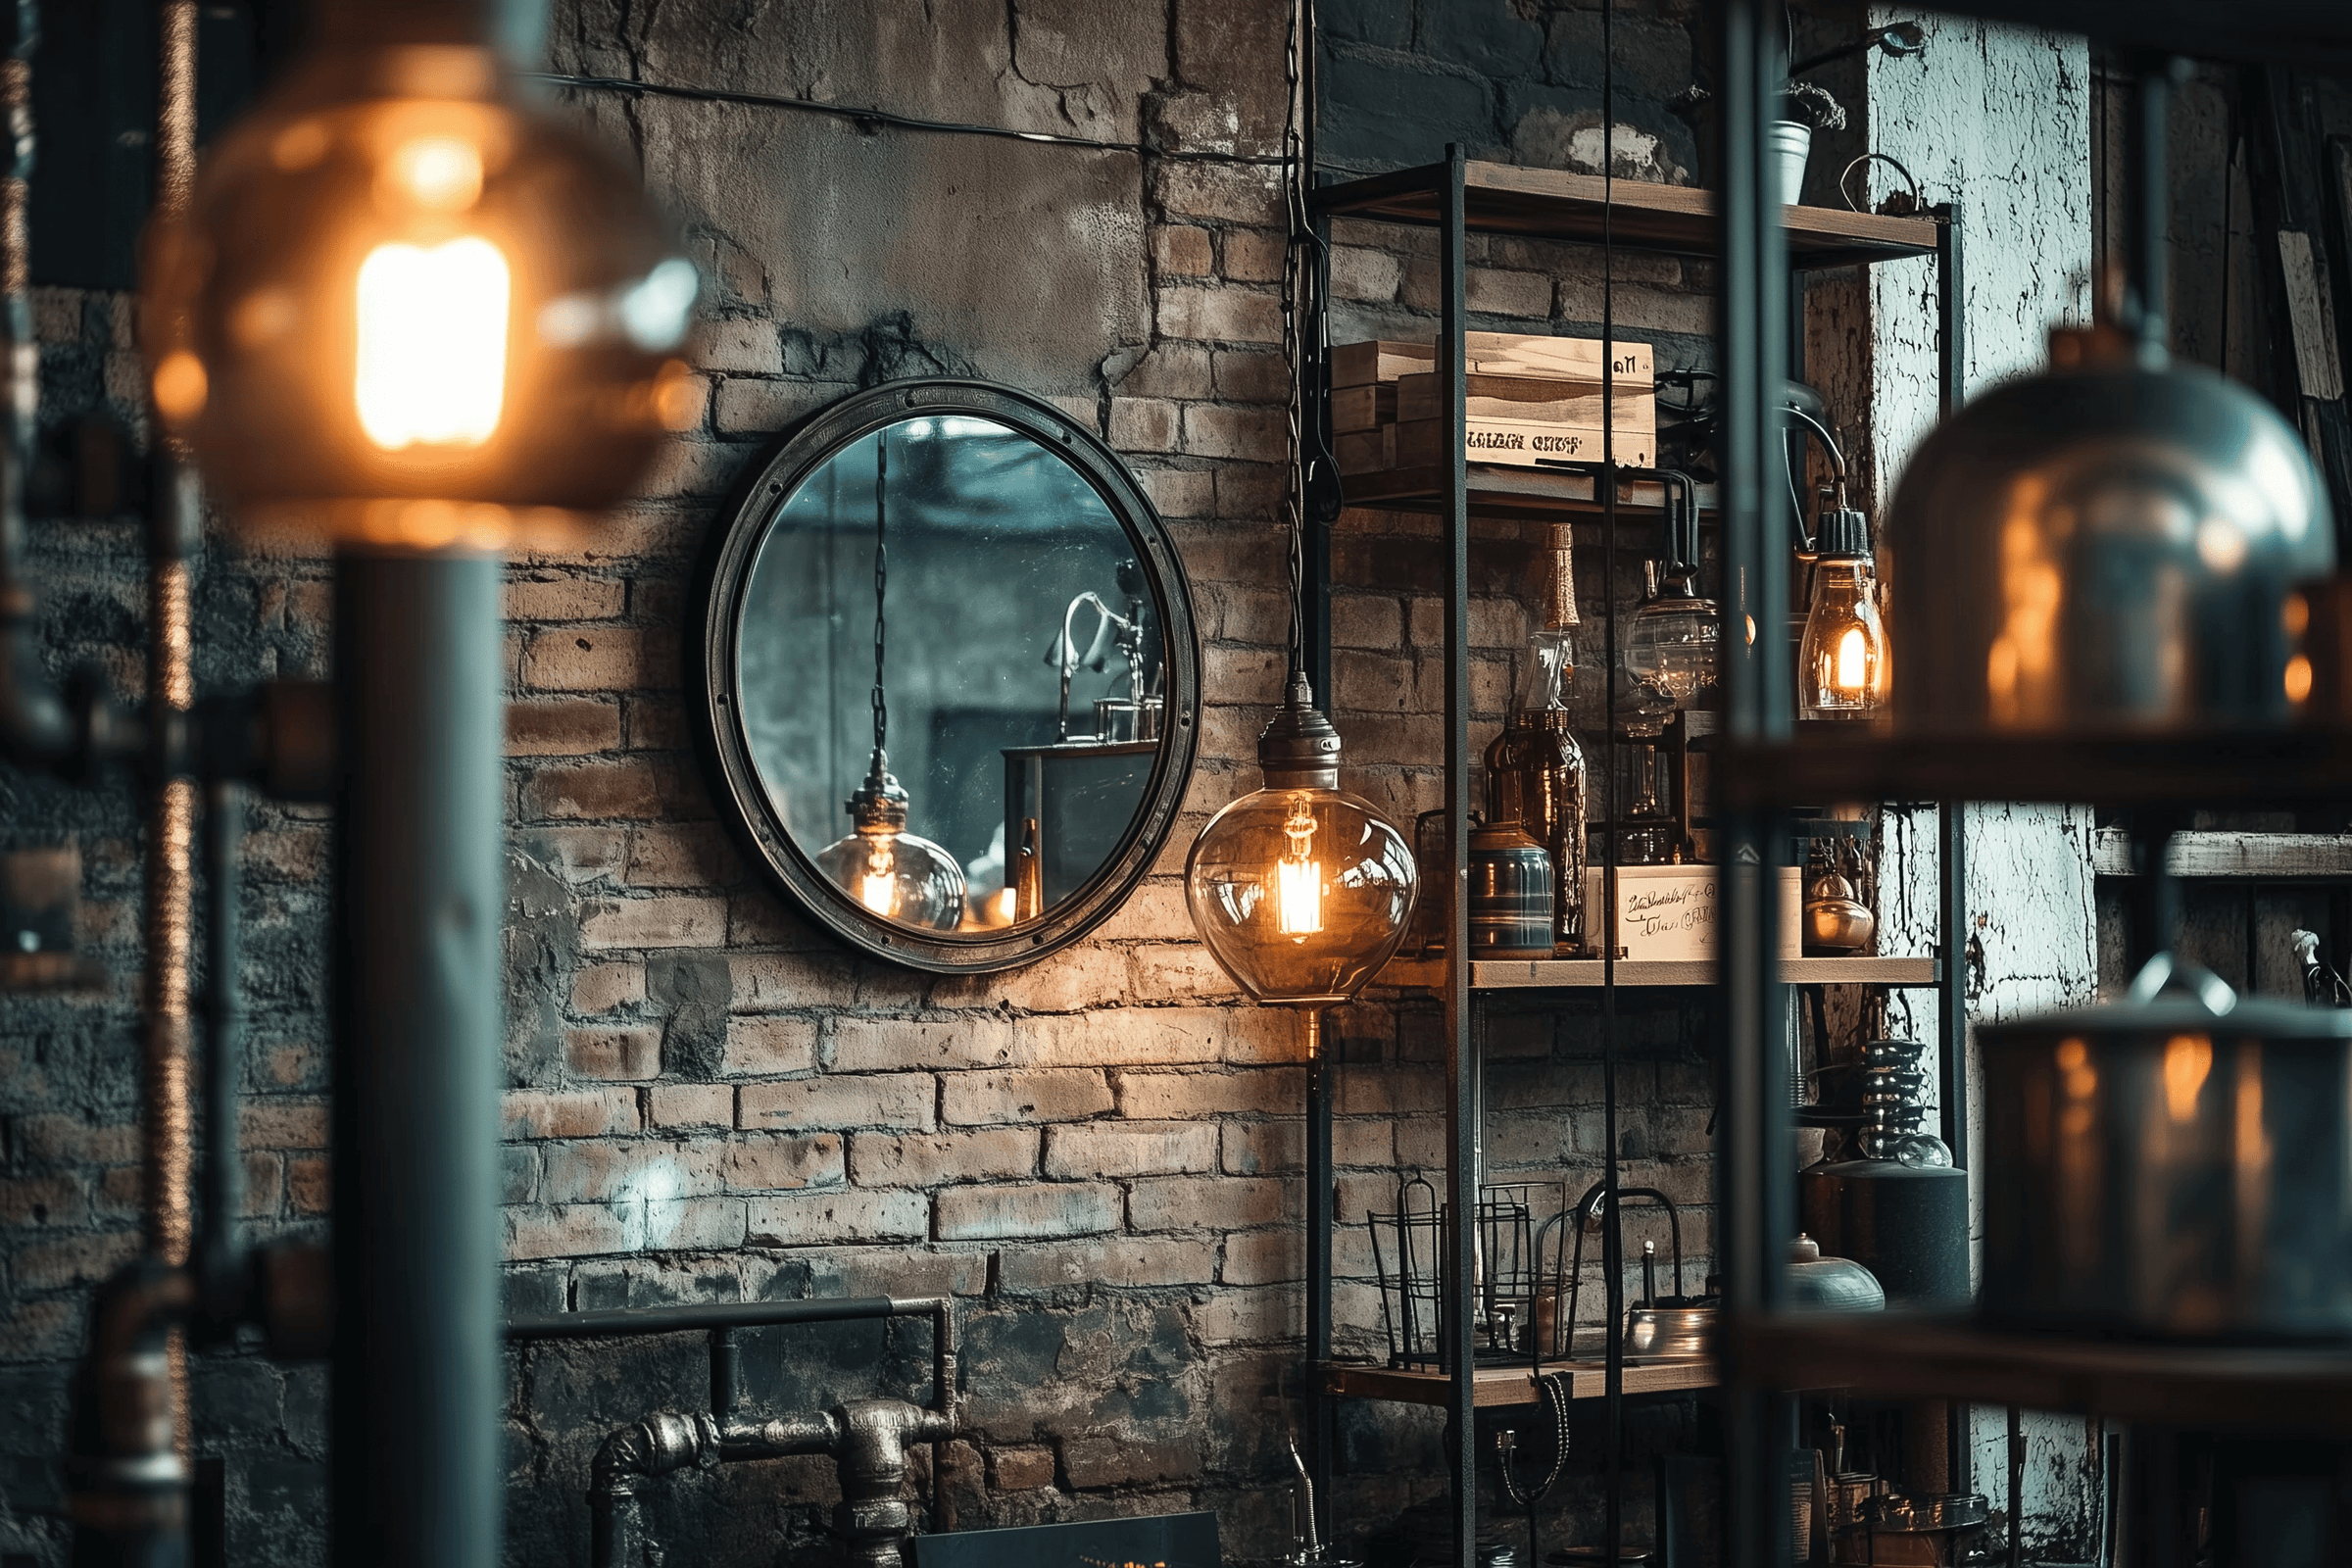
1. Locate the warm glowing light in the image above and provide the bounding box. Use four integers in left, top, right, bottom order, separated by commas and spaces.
2162, 1033, 2213, 1123
855, 836, 901, 917
152, 351, 208, 421
2286, 653, 2314, 704
1835, 625, 1869, 693
1276, 800, 1322, 937
387, 136, 484, 211
995, 887, 1017, 922
355, 236, 510, 449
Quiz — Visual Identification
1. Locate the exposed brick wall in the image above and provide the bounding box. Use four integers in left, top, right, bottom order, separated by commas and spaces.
0, 5, 1739, 1568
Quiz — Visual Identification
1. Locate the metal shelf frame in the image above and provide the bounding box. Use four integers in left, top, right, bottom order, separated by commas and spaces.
1294, 18, 1968, 1560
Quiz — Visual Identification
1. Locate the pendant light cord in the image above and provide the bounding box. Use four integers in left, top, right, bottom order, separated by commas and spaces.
1280, 0, 1319, 688
870, 429, 889, 761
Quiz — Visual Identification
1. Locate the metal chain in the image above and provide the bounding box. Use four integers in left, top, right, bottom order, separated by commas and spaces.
1280, 0, 1306, 677
870, 429, 888, 758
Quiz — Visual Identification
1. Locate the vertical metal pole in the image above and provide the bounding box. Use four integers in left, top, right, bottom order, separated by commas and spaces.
1936, 204, 1974, 1503
148, 0, 202, 1469
1721, 3, 1790, 1567
201, 780, 245, 1319
1303, 1009, 1336, 1537
1936, 206, 1966, 421
1439, 144, 1477, 1568
332, 550, 504, 1568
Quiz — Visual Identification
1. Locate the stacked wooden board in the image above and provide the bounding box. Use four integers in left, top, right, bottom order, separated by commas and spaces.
1331, 333, 1657, 473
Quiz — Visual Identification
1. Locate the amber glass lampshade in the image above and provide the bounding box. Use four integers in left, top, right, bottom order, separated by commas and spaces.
1185, 676, 1416, 1007
140, 1, 698, 547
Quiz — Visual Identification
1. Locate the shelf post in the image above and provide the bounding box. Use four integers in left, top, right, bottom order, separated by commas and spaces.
1719, 2, 1793, 1565
1304, 1011, 1336, 1535
1438, 142, 1477, 1568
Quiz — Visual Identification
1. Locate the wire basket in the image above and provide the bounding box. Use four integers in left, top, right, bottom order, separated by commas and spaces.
1369, 1176, 1568, 1370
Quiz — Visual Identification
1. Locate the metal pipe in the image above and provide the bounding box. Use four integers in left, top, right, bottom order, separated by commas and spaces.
0, 0, 66, 770
331, 550, 504, 1568
505, 1295, 920, 1339
143, 0, 201, 1482
65, 1260, 198, 1568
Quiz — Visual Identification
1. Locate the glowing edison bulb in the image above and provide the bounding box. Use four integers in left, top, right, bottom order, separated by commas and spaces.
858, 839, 900, 917
1185, 676, 1416, 1008
1799, 521, 1890, 720
1835, 624, 1870, 695
139, 16, 700, 548
1275, 801, 1323, 936
355, 236, 510, 449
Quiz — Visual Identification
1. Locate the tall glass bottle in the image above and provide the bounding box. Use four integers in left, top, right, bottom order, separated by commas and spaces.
1484, 523, 1592, 955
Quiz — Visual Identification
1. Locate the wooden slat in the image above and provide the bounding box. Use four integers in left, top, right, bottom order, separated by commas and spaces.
1729, 1314, 2352, 1433
1337, 463, 1705, 521
2090, 827, 2352, 878
1320, 1357, 1716, 1408
1313, 160, 1941, 270
1373, 956, 1937, 990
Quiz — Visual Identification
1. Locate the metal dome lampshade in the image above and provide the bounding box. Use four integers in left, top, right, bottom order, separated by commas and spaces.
1886, 321, 2332, 736
1185, 674, 1416, 1011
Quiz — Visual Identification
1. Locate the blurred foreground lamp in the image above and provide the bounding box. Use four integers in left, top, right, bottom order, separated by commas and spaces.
140, 0, 699, 545
1797, 499, 1887, 720
1888, 319, 2331, 735
1185, 673, 1416, 1042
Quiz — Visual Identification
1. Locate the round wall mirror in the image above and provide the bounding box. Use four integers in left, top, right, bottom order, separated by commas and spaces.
696, 379, 1200, 971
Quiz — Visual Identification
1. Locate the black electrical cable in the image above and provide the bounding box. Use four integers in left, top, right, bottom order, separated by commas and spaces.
528, 72, 1288, 166
1599, 6, 1626, 1568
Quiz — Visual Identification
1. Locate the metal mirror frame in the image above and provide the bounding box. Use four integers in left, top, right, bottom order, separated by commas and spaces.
692, 378, 1201, 973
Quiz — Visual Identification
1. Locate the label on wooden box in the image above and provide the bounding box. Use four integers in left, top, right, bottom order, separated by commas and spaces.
1395, 370, 1657, 432
1585, 864, 1802, 962
1393, 416, 1656, 472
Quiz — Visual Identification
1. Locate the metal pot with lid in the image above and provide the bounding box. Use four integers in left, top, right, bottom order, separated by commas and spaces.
1983, 953, 2352, 1340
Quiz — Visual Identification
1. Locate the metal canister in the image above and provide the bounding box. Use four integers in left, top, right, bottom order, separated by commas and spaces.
1469, 822, 1553, 958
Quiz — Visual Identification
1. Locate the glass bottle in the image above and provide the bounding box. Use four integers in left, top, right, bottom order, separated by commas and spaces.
1483, 523, 1591, 954
1615, 742, 1681, 866
1798, 505, 1889, 719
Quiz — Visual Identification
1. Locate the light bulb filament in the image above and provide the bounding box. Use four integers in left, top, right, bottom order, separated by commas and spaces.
1277, 801, 1322, 936
355, 235, 511, 450
858, 837, 899, 917
1834, 624, 1868, 693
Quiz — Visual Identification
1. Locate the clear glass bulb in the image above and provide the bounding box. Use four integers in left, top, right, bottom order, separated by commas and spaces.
815, 757, 965, 931
1799, 558, 1890, 719
816, 821, 964, 931
1624, 591, 1721, 709
1185, 678, 1416, 1007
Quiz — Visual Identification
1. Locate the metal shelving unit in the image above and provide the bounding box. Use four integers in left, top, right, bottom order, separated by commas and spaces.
1298, 87, 1966, 1565
1700, 6, 2352, 1568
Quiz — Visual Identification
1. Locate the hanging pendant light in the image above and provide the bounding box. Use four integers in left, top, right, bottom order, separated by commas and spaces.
1185, 672, 1416, 1006
816, 430, 963, 930
140, 0, 701, 548
1183, 0, 1412, 1022
1797, 499, 1889, 720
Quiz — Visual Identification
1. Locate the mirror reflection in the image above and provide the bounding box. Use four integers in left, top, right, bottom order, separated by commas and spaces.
735, 416, 1166, 932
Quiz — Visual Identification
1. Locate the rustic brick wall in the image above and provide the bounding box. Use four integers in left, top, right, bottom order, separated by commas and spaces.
0, 5, 1744, 1568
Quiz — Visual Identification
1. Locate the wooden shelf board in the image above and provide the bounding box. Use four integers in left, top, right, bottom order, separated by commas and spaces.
1373, 955, 1937, 991
2090, 827, 2352, 880
1320, 1357, 1716, 1408
1715, 730, 2352, 810
1312, 161, 1941, 270
1728, 1313, 2352, 1433
1337, 463, 1711, 521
